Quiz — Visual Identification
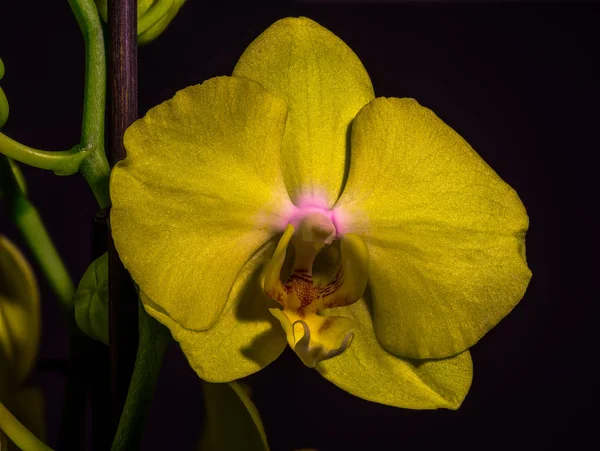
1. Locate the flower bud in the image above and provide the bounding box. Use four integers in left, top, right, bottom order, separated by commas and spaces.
0, 57, 9, 128
0, 235, 40, 389
95, 0, 186, 46
74, 252, 109, 345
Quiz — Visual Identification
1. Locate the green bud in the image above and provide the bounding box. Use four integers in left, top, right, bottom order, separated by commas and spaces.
74, 252, 109, 345
95, 0, 186, 46
1, 57, 9, 128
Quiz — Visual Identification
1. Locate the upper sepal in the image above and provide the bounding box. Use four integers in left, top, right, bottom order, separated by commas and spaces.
234, 17, 374, 206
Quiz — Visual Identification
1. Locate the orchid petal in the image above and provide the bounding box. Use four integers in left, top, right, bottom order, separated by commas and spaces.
141, 240, 287, 382
317, 297, 472, 410
111, 76, 293, 331
335, 97, 531, 359
234, 17, 374, 206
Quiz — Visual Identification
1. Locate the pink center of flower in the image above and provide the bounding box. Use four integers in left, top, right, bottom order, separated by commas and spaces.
282, 194, 347, 237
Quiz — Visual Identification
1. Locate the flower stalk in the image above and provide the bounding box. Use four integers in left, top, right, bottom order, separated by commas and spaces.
0, 157, 75, 313
107, 0, 140, 431
68, 0, 111, 209
0, 401, 53, 451
0, 1, 111, 209
110, 303, 170, 451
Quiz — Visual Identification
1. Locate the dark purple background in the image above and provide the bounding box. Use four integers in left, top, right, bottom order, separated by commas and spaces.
0, 1, 596, 450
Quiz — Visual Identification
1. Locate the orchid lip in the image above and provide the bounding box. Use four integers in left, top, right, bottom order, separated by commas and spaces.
263, 200, 369, 367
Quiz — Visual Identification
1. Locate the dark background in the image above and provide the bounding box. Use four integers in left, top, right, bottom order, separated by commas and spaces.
0, 1, 596, 450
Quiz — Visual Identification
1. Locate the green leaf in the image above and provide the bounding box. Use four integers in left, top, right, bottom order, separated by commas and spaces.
198, 381, 269, 451
74, 252, 108, 345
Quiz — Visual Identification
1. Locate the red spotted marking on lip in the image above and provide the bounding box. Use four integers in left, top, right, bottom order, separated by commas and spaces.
282, 267, 345, 316
289, 272, 313, 283
267, 193, 353, 314
320, 266, 344, 298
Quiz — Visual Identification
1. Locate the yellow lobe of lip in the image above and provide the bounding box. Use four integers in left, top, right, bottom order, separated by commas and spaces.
263, 213, 369, 367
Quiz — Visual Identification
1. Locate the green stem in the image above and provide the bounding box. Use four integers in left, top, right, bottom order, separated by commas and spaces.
68, 0, 111, 209
0, 134, 86, 175
0, 2, 111, 209
11, 196, 75, 311
0, 401, 54, 451
79, 148, 111, 210
138, 0, 174, 35
0, 156, 75, 311
111, 303, 170, 451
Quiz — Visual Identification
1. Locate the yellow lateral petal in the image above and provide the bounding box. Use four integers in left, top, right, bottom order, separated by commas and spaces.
335, 97, 531, 359
111, 76, 293, 331
317, 297, 473, 410
0, 235, 40, 387
141, 240, 287, 382
234, 17, 374, 206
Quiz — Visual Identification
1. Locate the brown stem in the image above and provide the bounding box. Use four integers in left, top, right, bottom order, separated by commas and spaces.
107, 0, 139, 433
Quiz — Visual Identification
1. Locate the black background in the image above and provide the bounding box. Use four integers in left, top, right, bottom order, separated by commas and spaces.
0, 1, 596, 450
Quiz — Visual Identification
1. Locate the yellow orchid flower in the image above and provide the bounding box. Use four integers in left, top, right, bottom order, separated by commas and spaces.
110, 17, 531, 410
0, 235, 45, 448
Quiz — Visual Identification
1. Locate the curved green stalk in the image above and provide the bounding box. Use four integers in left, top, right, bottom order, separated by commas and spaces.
111, 303, 170, 451
0, 401, 54, 451
0, 135, 86, 175
0, 156, 75, 312
68, 0, 111, 209
138, 0, 174, 35
11, 197, 75, 311
0, 1, 111, 210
